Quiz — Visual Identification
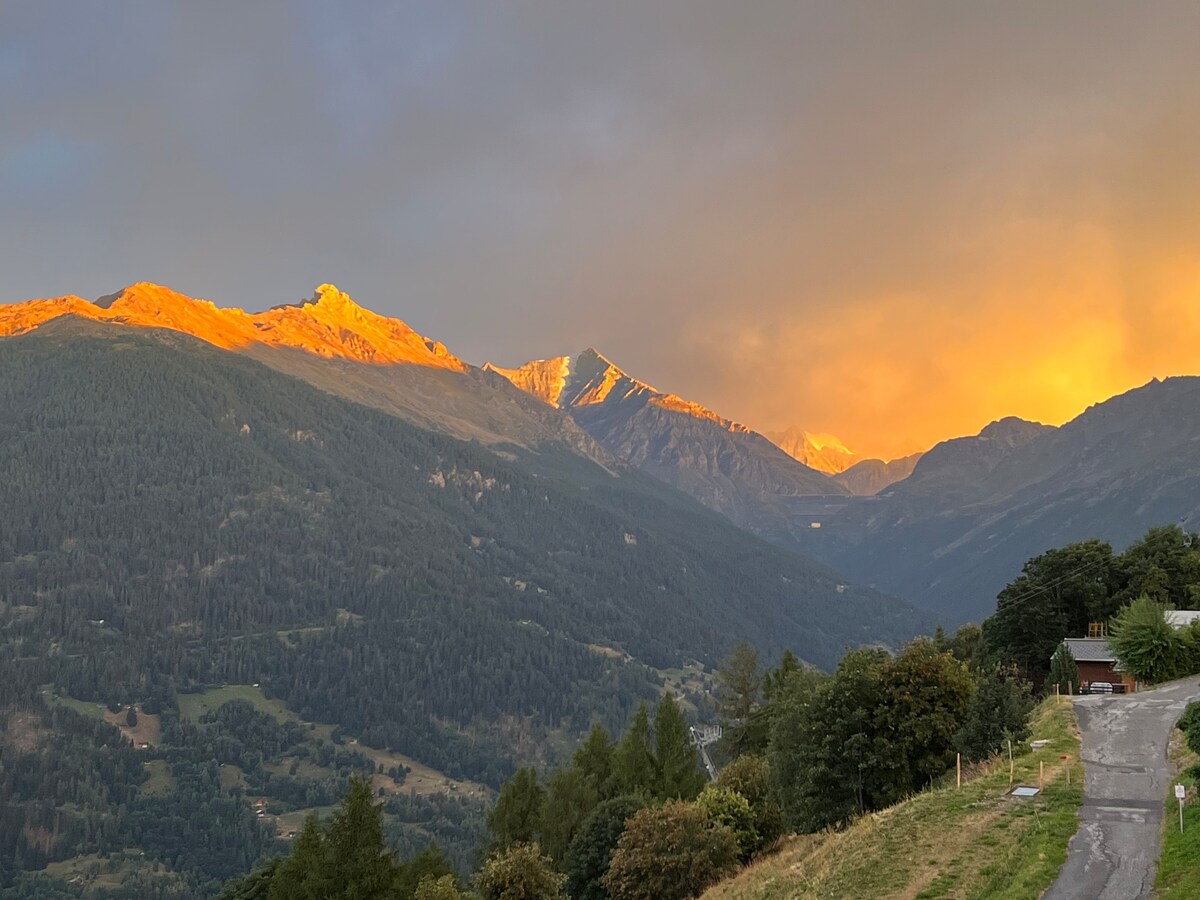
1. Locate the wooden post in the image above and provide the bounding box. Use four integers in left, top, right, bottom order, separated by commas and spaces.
1040, 761, 1044, 790
1008, 740, 1014, 786
956, 753, 961, 790
1068, 681, 1073, 696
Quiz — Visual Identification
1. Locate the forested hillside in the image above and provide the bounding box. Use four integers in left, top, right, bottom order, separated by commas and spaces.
0, 318, 924, 895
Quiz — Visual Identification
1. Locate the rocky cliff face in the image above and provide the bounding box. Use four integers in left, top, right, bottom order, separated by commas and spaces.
487, 348, 846, 538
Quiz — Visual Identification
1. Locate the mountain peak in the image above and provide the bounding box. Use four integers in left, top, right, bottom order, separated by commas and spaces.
766, 426, 857, 474
1, 282, 465, 371
977, 416, 1052, 446
311, 283, 361, 311
483, 356, 573, 406
94, 282, 202, 312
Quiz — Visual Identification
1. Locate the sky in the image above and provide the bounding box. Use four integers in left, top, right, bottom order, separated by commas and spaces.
4, 2, 1200, 459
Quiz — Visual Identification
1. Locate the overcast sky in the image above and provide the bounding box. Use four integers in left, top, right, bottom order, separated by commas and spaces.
4, 2, 1200, 457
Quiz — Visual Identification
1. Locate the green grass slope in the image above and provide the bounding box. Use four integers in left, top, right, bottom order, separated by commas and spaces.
703, 698, 1081, 900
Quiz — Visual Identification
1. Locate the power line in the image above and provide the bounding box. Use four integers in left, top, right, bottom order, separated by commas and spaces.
997, 554, 1113, 609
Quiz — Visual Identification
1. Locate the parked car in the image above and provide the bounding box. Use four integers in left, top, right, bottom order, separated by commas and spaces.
1085, 681, 1114, 694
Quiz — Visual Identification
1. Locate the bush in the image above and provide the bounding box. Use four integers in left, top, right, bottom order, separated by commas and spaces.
695, 786, 758, 862
602, 800, 738, 900
476, 843, 565, 900
1179, 702, 1200, 757
715, 754, 782, 851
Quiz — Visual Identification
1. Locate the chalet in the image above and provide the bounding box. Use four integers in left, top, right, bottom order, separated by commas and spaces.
1059, 637, 1134, 692
1166, 610, 1200, 628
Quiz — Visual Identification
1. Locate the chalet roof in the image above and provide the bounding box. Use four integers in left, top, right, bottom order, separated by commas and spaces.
1061, 637, 1116, 663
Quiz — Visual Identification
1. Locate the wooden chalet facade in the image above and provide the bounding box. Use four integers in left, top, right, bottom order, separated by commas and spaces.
1059, 637, 1135, 692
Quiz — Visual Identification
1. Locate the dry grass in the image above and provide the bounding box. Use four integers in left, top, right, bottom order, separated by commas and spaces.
103, 705, 161, 747
703, 697, 1082, 900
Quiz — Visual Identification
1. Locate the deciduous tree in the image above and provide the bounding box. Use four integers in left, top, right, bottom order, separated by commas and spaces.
602, 800, 738, 900
476, 842, 565, 900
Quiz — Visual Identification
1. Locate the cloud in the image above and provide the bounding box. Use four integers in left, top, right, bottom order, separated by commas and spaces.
3, 2, 1200, 456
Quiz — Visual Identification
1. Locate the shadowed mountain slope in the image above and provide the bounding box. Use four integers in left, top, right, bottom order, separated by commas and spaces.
487, 349, 846, 541
813, 388, 1200, 620
0, 320, 926, 769
0, 283, 607, 457
832, 452, 923, 496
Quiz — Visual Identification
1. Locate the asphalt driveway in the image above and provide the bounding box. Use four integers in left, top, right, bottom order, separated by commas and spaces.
1044, 676, 1200, 900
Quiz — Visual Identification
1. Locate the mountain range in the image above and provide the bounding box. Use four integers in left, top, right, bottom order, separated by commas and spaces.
800, 400, 1200, 620
4, 279, 1200, 894
4, 281, 1198, 627
0, 286, 926, 749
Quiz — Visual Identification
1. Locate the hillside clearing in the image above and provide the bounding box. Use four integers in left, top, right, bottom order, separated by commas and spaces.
179, 684, 489, 799
703, 698, 1081, 899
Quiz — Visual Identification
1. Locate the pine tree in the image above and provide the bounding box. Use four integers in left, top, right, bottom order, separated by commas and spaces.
1047, 643, 1080, 695
487, 767, 546, 849
540, 767, 599, 866
573, 723, 614, 798
323, 774, 399, 897
653, 695, 705, 801
268, 813, 328, 900
610, 702, 655, 797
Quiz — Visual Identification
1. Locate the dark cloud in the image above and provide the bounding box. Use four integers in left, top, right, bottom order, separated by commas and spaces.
4, 2, 1200, 455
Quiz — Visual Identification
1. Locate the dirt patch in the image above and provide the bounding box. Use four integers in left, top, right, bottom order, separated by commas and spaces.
2, 711, 47, 753
355, 743, 489, 800
103, 706, 161, 748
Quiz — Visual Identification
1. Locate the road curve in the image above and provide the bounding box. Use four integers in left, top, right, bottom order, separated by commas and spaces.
1044, 676, 1200, 900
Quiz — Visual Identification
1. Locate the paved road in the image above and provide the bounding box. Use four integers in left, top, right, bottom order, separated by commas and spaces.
1044, 676, 1200, 900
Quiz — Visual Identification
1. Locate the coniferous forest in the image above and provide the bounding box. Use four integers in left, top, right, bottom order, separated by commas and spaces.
0, 322, 926, 895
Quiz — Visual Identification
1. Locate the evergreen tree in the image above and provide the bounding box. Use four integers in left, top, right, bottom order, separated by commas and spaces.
323, 775, 399, 898
714, 640, 761, 757
652, 695, 706, 801
487, 767, 545, 849
610, 702, 655, 797
954, 665, 1035, 762
761, 649, 802, 702
268, 813, 328, 900
1047, 643, 1080, 695
540, 767, 599, 867
217, 858, 282, 899
572, 723, 614, 799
